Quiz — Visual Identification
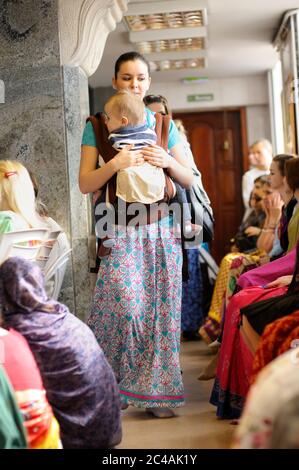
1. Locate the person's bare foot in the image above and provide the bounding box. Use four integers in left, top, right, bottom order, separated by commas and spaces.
198, 352, 219, 380
146, 408, 175, 418
198, 326, 213, 345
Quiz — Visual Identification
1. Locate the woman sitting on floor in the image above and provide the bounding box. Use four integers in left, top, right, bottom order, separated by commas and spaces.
0, 257, 122, 449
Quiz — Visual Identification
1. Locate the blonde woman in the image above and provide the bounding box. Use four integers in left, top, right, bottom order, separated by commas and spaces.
0, 160, 49, 234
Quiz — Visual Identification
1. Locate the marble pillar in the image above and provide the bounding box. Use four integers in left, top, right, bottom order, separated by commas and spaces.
0, 0, 128, 319
0, 0, 78, 312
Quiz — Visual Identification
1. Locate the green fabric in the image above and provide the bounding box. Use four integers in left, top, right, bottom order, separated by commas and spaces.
288, 205, 299, 251
0, 367, 27, 449
0, 212, 14, 234
81, 108, 181, 151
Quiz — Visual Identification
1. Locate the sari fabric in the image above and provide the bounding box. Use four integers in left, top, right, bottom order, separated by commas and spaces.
1, 327, 59, 448
0, 257, 122, 449
210, 285, 287, 418
237, 247, 296, 290
0, 366, 27, 449
251, 309, 299, 383
200, 252, 261, 342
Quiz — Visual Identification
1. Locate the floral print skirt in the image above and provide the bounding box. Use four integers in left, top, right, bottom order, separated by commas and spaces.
88, 217, 185, 409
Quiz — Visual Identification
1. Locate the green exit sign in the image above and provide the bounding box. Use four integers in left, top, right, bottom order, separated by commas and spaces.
187, 94, 214, 102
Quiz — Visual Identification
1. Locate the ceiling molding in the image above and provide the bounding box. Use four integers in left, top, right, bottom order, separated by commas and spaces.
129, 26, 207, 43
125, 0, 208, 17
145, 50, 207, 62
273, 8, 299, 49
58, 0, 128, 77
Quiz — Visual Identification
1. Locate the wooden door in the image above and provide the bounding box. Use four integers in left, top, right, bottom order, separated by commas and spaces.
174, 109, 247, 263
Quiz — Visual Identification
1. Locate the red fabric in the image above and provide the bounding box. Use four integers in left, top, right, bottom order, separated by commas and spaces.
1, 328, 43, 391
252, 309, 299, 383
216, 285, 287, 403
0, 328, 53, 448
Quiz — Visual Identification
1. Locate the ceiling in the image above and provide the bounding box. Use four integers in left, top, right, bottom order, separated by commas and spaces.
89, 0, 299, 88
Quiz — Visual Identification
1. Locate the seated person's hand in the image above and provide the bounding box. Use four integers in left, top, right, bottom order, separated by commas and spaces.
265, 192, 283, 217
244, 226, 262, 237
265, 275, 293, 288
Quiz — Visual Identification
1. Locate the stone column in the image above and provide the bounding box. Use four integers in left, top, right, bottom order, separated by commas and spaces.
0, 0, 128, 319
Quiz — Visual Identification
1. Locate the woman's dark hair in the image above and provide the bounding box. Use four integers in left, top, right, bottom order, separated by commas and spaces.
285, 158, 299, 192
114, 52, 150, 78
273, 154, 295, 176
143, 94, 171, 116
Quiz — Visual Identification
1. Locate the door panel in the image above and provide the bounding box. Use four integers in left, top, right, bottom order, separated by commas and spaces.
174, 110, 246, 263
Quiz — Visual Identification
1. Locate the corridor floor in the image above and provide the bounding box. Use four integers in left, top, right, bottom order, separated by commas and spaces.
118, 340, 234, 449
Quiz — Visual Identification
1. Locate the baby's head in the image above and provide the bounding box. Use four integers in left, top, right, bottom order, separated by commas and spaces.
104, 90, 145, 133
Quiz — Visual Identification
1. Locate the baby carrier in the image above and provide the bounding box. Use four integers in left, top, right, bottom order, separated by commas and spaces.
87, 112, 176, 270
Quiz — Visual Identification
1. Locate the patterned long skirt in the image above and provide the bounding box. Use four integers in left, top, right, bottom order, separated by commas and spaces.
88, 217, 185, 409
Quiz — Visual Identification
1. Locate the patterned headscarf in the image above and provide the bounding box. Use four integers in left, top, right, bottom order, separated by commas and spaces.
0, 257, 64, 316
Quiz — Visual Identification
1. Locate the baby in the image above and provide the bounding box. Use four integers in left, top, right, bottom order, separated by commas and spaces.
105, 91, 167, 205
99, 90, 198, 256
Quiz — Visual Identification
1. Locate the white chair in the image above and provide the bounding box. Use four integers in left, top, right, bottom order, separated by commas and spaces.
0, 228, 50, 264
42, 232, 72, 300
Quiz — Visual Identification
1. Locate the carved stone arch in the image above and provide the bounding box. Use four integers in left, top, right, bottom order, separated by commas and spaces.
58, 0, 128, 77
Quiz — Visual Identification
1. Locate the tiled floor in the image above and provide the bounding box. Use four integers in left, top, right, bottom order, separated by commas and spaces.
118, 340, 234, 449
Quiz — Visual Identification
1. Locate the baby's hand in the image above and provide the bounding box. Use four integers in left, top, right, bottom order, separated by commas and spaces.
114, 145, 144, 170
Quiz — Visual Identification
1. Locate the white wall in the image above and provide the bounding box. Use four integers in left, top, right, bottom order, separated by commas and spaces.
148, 75, 269, 111
149, 74, 271, 149
246, 105, 272, 146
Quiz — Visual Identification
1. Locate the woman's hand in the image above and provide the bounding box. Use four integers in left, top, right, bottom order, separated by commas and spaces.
142, 144, 172, 169
245, 226, 262, 237
113, 145, 145, 171
265, 275, 293, 288
265, 192, 283, 219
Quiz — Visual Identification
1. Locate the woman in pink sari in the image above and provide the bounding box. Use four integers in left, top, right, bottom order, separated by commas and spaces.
210, 284, 287, 418
210, 158, 299, 418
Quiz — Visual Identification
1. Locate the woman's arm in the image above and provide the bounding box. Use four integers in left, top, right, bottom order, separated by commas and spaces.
256, 227, 276, 253
257, 193, 283, 253
79, 145, 116, 194
79, 145, 144, 194
168, 142, 194, 188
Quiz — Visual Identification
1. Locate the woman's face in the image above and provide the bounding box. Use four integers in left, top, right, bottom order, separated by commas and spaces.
146, 101, 166, 115
253, 181, 264, 199
112, 60, 151, 99
252, 143, 272, 169
269, 161, 283, 190
249, 192, 258, 209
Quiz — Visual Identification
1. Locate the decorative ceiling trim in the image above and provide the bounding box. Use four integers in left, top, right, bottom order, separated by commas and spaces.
58, 0, 128, 77
150, 57, 207, 72
146, 50, 207, 62
129, 26, 207, 43
125, 0, 208, 18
